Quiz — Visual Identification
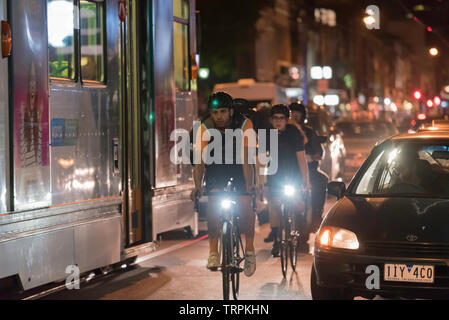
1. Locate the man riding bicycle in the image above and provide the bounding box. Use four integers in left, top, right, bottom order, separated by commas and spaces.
289, 102, 328, 235
265, 104, 310, 257
190, 92, 257, 277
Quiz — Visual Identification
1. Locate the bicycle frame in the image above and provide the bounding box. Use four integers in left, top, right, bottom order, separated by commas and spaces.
279, 185, 306, 277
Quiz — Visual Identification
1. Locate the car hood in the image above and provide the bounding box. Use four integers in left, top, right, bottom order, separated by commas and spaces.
324, 196, 449, 243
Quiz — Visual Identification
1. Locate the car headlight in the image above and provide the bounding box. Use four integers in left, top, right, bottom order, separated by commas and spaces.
318, 227, 359, 250
284, 185, 295, 197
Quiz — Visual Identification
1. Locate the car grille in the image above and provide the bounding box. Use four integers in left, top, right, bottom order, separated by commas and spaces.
364, 242, 449, 259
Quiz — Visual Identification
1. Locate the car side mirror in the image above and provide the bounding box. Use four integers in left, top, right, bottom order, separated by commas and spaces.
328, 181, 346, 199
318, 135, 328, 144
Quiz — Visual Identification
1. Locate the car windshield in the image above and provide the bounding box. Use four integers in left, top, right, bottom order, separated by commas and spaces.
352, 141, 449, 198
336, 122, 394, 138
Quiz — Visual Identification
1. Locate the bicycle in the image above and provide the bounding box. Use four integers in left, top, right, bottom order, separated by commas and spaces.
196, 180, 256, 300
278, 184, 307, 278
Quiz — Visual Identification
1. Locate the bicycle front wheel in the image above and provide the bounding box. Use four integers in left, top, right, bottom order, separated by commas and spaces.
280, 206, 290, 278
221, 221, 232, 300
290, 211, 298, 271
231, 224, 244, 300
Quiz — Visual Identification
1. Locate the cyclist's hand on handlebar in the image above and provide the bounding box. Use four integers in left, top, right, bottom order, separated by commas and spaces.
190, 188, 203, 201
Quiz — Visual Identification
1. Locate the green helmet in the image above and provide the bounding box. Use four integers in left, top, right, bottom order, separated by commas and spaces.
208, 92, 233, 110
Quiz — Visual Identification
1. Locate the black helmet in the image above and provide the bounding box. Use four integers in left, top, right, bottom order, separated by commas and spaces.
233, 98, 250, 116
208, 92, 233, 110
232, 98, 249, 111
270, 104, 290, 118
289, 102, 307, 117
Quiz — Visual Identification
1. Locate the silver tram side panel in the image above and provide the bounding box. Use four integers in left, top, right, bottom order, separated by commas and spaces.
151, 0, 197, 242
49, 1, 121, 206
0, 0, 10, 213
0, 0, 122, 291
11, 0, 51, 211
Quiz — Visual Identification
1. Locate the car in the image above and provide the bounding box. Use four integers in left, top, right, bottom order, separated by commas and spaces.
418, 120, 449, 132
335, 119, 398, 182
306, 105, 346, 181
311, 128, 449, 300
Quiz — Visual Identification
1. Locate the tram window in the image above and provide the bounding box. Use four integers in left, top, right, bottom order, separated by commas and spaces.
174, 0, 189, 20
80, 0, 105, 83
47, 0, 76, 80
174, 22, 190, 91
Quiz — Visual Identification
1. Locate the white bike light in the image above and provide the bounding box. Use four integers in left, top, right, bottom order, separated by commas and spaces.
284, 185, 295, 197
221, 199, 233, 209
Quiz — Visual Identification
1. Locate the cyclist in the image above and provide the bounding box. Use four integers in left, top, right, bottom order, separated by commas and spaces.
289, 102, 328, 237
190, 92, 257, 277
265, 104, 310, 257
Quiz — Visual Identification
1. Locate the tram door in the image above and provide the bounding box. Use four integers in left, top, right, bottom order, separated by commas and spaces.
0, 0, 10, 213
120, 0, 152, 247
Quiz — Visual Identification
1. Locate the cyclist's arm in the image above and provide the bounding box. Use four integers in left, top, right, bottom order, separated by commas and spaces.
242, 118, 256, 193
191, 123, 208, 199
296, 150, 310, 190
293, 127, 310, 189
243, 149, 255, 193
310, 130, 324, 161
193, 163, 205, 191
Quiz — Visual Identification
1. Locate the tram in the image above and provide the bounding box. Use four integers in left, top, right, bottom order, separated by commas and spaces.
0, 0, 198, 291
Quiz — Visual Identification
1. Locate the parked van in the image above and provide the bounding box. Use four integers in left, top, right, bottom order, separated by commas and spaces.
213, 79, 288, 107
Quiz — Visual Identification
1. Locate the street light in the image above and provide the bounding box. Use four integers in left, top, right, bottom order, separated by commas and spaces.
199, 68, 210, 79
429, 47, 439, 56
363, 5, 380, 29
363, 15, 376, 27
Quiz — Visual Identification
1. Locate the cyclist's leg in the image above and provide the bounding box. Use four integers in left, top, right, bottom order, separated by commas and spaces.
206, 191, 222, 254
291, 196, 305, 230
268, 191, 281, 232
268, 190, 283, 256
237, 195, 255, 252
291, 196, 308, 250
310, 168, 328, 232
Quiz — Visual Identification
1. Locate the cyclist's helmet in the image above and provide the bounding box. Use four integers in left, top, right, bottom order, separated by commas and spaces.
289, 102, 307, 118
208, 92, 233, 110
233, 98, 251, 116
270, 104, 290, 118
233, 98, 249, 111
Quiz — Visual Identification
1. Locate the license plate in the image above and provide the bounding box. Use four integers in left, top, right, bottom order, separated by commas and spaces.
384, 264, 435, 283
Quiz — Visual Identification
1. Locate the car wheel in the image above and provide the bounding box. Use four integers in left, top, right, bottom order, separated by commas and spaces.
310, 264, 353, 300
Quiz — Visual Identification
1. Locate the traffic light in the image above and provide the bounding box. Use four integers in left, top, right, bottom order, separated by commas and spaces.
413, 90, 422, 100
434, 96, 442, 107
426, 99, 434, 108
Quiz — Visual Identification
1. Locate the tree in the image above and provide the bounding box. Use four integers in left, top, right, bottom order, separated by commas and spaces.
197, 0, 275, 102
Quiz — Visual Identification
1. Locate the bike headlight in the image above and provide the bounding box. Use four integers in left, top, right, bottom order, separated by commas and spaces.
284, 185, 295, 197
221, 199, 233, 209
318, 227, 359, 250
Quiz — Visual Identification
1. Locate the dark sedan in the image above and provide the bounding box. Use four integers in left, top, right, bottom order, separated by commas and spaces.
311, 129, 449, 300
